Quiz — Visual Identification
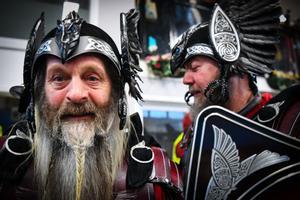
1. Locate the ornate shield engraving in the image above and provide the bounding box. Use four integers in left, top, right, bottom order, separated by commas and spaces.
185, 106, 300, 200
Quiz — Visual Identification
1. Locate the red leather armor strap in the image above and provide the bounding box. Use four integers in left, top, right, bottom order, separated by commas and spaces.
150, 146, 183, 194
113, 161, 155, 199
246, 92, 272, 119
169, 159, 183, 191
153, 183, 164, 200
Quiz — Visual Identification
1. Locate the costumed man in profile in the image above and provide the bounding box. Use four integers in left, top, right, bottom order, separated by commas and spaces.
170, 0, 300, 164
0, 8, 183, 200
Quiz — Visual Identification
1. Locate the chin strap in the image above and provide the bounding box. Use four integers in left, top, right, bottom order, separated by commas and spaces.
118, 92, 128, 130
204, 64, 230, 105
204, 78, 229, 105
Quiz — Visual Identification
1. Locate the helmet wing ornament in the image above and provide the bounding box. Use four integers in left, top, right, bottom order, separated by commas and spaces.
119, 9, 143, 129
209, 4, 240, 62
120, 9, 143, 101
16, 13, 45, 114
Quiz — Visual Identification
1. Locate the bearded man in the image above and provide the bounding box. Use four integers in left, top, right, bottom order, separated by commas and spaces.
33, 53, 125, 200
170, 0, 300, 165
0, 10, 183, 200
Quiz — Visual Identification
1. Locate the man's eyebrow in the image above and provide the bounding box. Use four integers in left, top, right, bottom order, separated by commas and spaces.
46, 64, 68, 74
79, 62, 106, 74
185, 62, 193, 69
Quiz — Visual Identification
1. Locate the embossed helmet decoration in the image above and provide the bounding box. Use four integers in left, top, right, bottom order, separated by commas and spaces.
11, 9, 143, 132
171, 0, 282, 105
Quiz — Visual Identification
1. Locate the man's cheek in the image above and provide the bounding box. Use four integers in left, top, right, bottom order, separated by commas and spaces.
46, 91, 66, 110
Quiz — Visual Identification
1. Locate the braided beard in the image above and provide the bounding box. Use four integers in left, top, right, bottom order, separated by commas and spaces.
34, 96, 127, 200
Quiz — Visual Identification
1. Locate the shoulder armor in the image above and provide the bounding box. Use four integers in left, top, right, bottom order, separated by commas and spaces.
150, 146, 184, 194
254, 84, 300, 138
115, 146, 184, 199
0, 120, 33, 182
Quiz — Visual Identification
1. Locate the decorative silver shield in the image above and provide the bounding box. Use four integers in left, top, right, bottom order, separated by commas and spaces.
185, 106, 300, 200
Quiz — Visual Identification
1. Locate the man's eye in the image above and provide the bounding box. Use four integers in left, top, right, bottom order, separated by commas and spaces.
49, 73, 68, 89
85, 74, 101, 83
87, 76, 99, 81
191, 66, 200, 72
53, 75, 65, 82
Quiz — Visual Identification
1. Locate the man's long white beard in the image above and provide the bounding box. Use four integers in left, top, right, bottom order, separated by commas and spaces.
190, 94, 226, 122
34, 99, 128, 200
60, 121, 97, 148
190, 94, 213, 121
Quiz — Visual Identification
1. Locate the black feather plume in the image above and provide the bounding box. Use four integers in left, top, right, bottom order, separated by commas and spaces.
245, 51, 275, 65
239, 3, 281, 20
120, 9, 143, 101
217, 0, 281, 75
19, 12, 45, 113
241, 43, 276, 57
239, 15, 280, 26
240, 24, 279, 32
240, 57, 273, 75
242, 34, 280, 44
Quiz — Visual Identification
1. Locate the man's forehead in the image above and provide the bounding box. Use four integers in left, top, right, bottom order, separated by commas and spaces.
46, 54, 107, 72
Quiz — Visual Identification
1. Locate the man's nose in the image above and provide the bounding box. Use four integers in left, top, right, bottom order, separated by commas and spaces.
183, 71, 194, 85
66, 78, 88, 104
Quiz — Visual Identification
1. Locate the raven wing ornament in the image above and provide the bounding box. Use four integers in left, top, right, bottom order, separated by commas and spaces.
217, 0, 282, 75
120, 9, 143, 101
119, 9, 143, 129
16, 12, 45, 114
205, 125, 289, 200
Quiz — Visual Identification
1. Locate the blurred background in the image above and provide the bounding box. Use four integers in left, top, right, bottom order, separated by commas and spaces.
0, 0, 299, 158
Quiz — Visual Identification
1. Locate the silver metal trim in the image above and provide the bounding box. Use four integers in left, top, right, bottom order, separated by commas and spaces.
185, 44, 214, 59
257, 101, 285, 123
36, 40, 52, 56
237, 163, 300, 200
